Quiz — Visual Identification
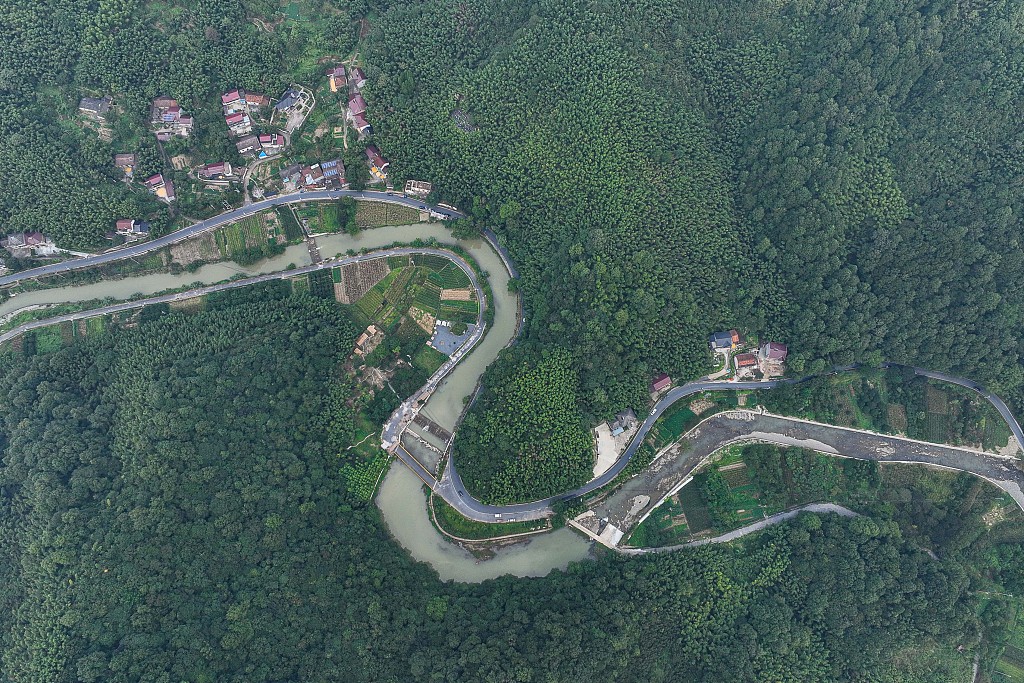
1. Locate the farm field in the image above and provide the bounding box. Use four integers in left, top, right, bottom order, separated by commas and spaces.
651, 392, 751, 449
355, 201, 421, 228
211, 211, 287, 265
997, 620, 1024, 681
760, 368, 1016, 454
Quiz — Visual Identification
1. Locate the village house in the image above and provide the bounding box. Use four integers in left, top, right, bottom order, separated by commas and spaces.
276, 87, 302, 112
300, 163, 325, 189
79, 96, 112, 121
353, 324, 383, 357
348, 94, 367, 117
113, 153, 136, 178
235, 134, 261, 156
2, 232, 48, 259
651, 373, 672, 393
151, 97, 193, 140
733, 352, 759, 379
608, 408, 638, 437
327, 66, 347, 93
759, 342, 788, 362
246, 92, 271, 109
320, 159, 345, 189
198, 162, 234, 181
224, 110, 252, 136
279, 164, 301, 189
348, 66, 367, 90
144, 174, 176, 203
404, 180, 433, 198
352, 114, 372, 136
709, 330, 734, 351
258, 133, 284, 155
115, 219, 151, 237
365, 145, 389, 180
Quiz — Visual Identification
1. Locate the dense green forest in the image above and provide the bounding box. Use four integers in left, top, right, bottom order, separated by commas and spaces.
2, 289, 1021, 682
364, 0, 1024, 483
7, 0, 1024, 508
453, 347, 592, 502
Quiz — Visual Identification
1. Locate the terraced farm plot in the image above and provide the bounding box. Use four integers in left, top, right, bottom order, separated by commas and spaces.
354, 287, 386, 319
428, 263, 471, 289
335, 259, 392, 303
355, 201, 421, 228
997, 620, 1024, 681
413, 283, 442, 312
677, 485, 712, 534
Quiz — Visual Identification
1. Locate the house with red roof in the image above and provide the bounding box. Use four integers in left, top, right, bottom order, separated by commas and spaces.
734, 353, 758, 368
348, 94, 367, 117
327, 66, 347, 93
349, 66, 367, 89
198, 162, 233, 180
352, 114, 372, 135
651, 373, 671, 393
222, 89, 243, 107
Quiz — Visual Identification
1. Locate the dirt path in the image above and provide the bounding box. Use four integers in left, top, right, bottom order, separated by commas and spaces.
620, 503, 860, 554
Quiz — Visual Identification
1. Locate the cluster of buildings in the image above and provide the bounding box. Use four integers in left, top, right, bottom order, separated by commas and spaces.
151, 97, 194, 141
330, 64, 391, 182
279, 158, 345, 191
235, 132, 285, 159
111, 219, 151, 240
144, 173, 176, 203
221, 89, 270, 137
1, 232, 55, 259
710, 329, 789, 379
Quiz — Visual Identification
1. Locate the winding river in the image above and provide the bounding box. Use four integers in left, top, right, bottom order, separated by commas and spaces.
10, 219, 1022, 584
2, 223, 592, 582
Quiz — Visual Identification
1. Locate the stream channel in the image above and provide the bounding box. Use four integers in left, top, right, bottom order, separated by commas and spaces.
1, 223, 592, 582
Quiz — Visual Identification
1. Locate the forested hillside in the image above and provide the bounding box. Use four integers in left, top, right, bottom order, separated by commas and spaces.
1, 0, 360, 246
361, 0, 1024, 491
1, 288, 1018, 682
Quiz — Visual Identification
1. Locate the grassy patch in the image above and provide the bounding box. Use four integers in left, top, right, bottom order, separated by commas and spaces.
412, 345, 446, 375
33, 326, 65, 354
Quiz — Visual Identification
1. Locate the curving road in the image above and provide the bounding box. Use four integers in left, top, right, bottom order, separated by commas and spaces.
4, 205, 1023, 533
0, 190, 463, 288
435, 366, 1024, 523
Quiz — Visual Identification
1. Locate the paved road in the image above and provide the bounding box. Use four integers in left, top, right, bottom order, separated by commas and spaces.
0, 246, 476, 346
436, 366, 1024, 522
0, 190, 464, 288
619, 503, 860, 554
